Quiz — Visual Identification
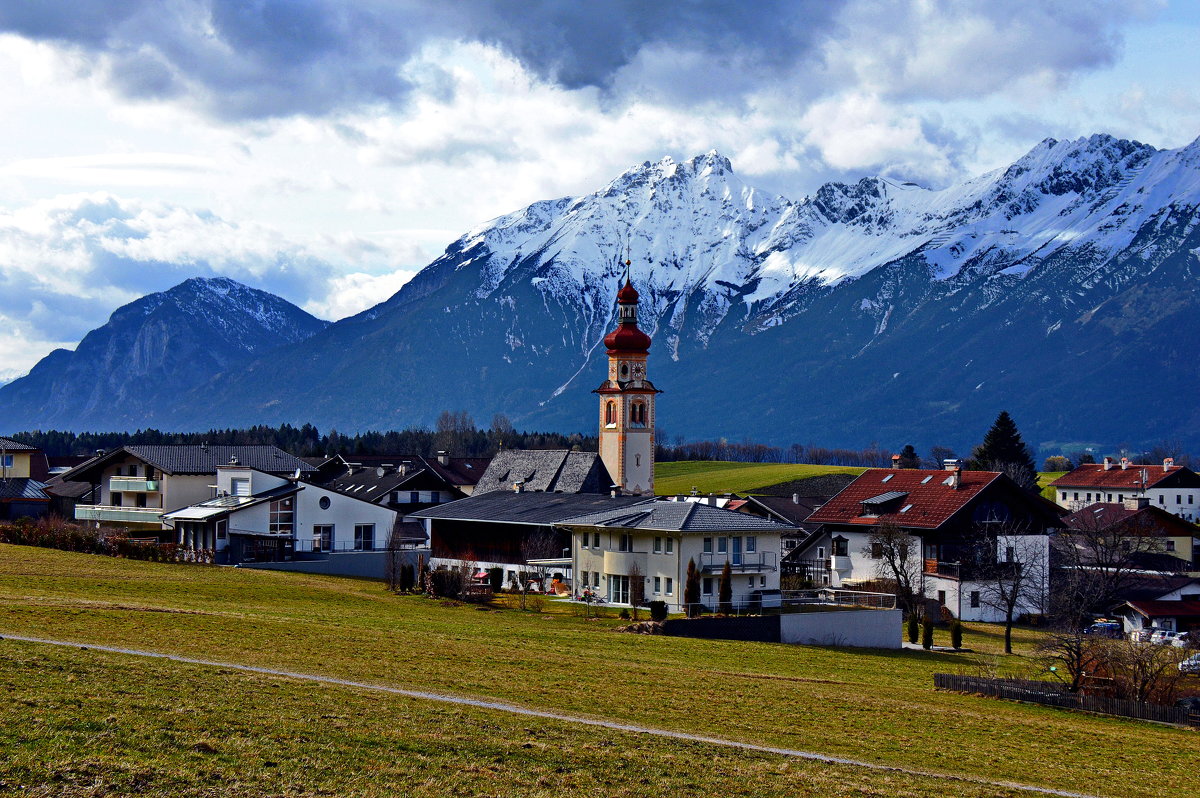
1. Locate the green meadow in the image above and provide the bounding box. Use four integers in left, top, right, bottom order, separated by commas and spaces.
1, 545, 1196, 797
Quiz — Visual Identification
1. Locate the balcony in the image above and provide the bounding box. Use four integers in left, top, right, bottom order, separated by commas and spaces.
699, 551, 778, 572
76, 505, 164, 525
604, 549, 648, 574
923, 559, 1023, 581
109, 476, 160, 492
830, 555, 852, 572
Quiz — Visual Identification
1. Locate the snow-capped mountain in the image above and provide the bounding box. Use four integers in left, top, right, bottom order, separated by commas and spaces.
0, 277, 329, 432
8, 134, 1200, 452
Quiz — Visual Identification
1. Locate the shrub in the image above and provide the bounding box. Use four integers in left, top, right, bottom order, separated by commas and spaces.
921, 618, 934, 650
487, 567, 503, 592
907, 614, 919, 644
618, 608, 631, 620
950, 619, 963, 650
648, 601, 668, 622
428, 568, 465, 599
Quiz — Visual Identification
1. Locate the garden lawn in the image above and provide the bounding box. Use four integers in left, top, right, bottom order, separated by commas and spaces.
655, 461, 865, 495
1, 545, 1197, 798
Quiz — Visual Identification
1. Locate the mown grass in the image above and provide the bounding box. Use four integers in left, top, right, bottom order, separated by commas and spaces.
1039, 471, 1067, 502
654, 461, 865, 495
0, 545, 1196, 797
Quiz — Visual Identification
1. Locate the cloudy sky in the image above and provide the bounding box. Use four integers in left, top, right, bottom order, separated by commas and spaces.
1, 0, 1198, 381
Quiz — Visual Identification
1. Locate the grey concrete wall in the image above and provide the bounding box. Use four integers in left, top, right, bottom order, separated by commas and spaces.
241, 548, 429, 581
779, 608, 902, 649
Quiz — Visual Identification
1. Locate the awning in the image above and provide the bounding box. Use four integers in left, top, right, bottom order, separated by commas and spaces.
474, 570, 490, 579
162, 506, 230, 521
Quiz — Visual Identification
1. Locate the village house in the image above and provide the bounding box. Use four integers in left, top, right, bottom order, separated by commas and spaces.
1061, 499, 1198, 573
1050, 458, 1200, 520
0, 436, 51, 520
792, 462, 1066, 622
559, 499, 792, 612
61, 444, 316, 536
162, 465, 400, 564
313, 452, 488, 515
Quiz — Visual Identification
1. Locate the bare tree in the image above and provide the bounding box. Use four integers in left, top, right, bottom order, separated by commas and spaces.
1105, 638, 1190, 702
865, 519, 923, 617
519, 528, 563, 611
971, 522, 1048, 654
1037, 629, 1104, 692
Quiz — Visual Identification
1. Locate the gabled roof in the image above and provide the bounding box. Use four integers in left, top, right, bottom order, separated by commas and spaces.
410, 491, 652, 525
558, 499, 795, 533
0, 478, 49, 501
473, 450, 613, 494
1062, 503, 1197, 537
61, 445, 316, 480
1124, 599, 1200, 619
1050, 463, 1200, 490
0, 437, 38, 452
806, 468, 1005, 530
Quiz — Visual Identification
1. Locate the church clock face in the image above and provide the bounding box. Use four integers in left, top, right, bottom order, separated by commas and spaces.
631, 362, 645, 380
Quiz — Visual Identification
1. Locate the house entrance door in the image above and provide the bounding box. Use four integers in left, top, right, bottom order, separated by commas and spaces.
732, 536, 742, 566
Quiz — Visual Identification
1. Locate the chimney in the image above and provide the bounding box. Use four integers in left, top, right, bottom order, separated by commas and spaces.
610, 483, 622, 499
399, 461, 410, 476
1102, 456, 1113, 471
891, 454, 902, 469
792, 493, 800, 505
1163, 457, 1174, 472
948, 466, 962, 490
942, 458, 961, 471
437, 450, 450, 466
1120, 457, 1129, 470
513, 480, 525, 493
1124, 496, 1151, 511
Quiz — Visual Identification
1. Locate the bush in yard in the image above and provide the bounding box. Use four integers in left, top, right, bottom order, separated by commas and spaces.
428, 568, 464, 599
648, 601, 668, 622
950, 620, 963, 650
488, 567, 503, 592
922, 618, 934, 650
618, 608, 631, 620
907, 614, 919, 644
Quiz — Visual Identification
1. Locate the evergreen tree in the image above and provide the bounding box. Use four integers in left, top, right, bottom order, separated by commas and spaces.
718, 561, 733, 615
897, 444, 920, 468
969, 411, 1038, 490
684, 558, 701, 618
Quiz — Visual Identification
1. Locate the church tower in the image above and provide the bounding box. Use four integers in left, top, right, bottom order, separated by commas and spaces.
595, 268, 661, 495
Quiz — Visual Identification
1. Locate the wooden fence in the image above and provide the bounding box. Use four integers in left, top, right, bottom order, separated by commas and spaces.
933, 673, 1200, 727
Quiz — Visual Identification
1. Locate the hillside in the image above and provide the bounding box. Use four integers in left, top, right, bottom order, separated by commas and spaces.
0, 277, 328, 433
0, 544, 1194, 798
654, 461, 865, 495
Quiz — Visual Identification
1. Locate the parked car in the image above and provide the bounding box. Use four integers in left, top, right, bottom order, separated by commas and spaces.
1150, 630, 1182, 645
1171, 631, 1195, 648
1180, 653, 1200, 675
1084, 622, 1122, 638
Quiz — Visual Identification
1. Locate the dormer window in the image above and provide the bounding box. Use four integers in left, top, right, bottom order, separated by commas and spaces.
860, 491, 909, 517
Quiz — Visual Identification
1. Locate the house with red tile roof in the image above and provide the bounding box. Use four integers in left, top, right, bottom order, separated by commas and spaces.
1049, 458, 1200, 521
792, 463, 1066, 621
1062, 501, 1197, 573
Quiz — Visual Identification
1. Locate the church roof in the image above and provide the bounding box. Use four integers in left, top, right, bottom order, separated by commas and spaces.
471, 450, 614, 494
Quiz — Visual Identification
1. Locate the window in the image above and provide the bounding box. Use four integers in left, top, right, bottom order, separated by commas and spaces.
618, 534, 633, 552
1005, 546, 1015, 562
593, 571, 601, 588
745, 536, 757, 553
653, 537, 662, 554
580, 535, 588, 550
1060, 491, 1066, 501
319, 496, 331, 510
1190, 495, 1195, 504
313, 525, 333, 552
216, 520, 227, 541
748, 576, 754, 588
269, 497, 294, 535
1166, 540, 1176, 552
605, 401, 616, 426
970, 591, 980, 608
354, 524, 375, 551
937, 590, 946, 606
1177, 495, 1183, 505
231, 478, 250, 497
128, 464, 138, 476
135, 492, 147, 508
1086, 493, 1092, 502
759, 575, 766, 587
410, 491, 420, 503
832, 536, 848, 557
631, 402, 646, 427
654, 576, 661, 593
817, 546, 825, 560
665, 577, 673, 595
0, 455, 12, 469
1106, 494, 1113, 502
665, 537, 674, 554
593, 532, 600, 548
702, 577, 714, 595
870, 541, 883, 559
1118, 494, 1124, 502
717, 537, 728, 554
703, 537, 713, 554
1160, 495, 1166, 505
111, 492, 122, 507
609, 575, 630, 604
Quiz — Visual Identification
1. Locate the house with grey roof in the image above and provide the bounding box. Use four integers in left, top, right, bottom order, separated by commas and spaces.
60, 445, 316, 537
472, 450, 613, 495
0, 436, 51, 520
558, 500, 795, 612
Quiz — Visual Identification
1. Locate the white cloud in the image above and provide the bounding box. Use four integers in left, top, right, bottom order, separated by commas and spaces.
304, 270, 418, 321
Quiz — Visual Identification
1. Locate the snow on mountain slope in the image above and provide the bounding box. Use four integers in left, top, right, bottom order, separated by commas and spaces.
411, 134, 1200, 361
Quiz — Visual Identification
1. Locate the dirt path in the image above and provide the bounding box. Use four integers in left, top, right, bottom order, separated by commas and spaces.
2, 632, 1097, 798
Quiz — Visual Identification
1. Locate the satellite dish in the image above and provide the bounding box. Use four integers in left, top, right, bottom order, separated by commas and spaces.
376, 466, 386, 477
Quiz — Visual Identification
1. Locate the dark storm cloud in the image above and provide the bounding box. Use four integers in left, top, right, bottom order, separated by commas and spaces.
0, 0, 844, 120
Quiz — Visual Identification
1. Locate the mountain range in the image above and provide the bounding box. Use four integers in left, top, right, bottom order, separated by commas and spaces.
4, 133, 1200, 454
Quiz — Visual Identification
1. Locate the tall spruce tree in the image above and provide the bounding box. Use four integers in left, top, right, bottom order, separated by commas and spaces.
718, 561, 733, 615
684, 558, 701, 618
970, 411, 1038, 490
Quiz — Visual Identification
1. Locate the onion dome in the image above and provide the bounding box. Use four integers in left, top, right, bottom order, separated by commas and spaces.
616, 277, 639, 303
604, 276, 651, 354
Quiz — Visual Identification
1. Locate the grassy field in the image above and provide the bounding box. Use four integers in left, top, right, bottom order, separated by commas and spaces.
1, 545, 1197, 797
654, 461, 865, 495
1039, 471, 1067, 501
